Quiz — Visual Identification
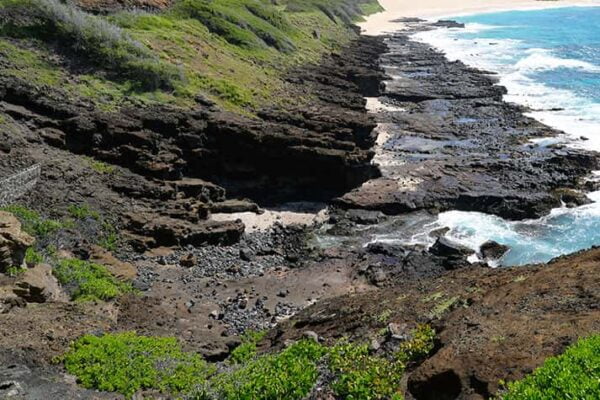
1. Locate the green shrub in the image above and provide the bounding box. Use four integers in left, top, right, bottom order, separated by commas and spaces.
24, 247, 43, 265
396, 324, 436, 363
68, 204, 100, 220
1, 204, 64, 238
328, 340, 404, 400
199, 339, 326, 400
229, 330, 267, 364
501, 335, 600, 400
84, 157, 116, 174
62, 332, 214, 398
5, 266, 26, 277
53, 258, 132, 301
98, 221, 120, 252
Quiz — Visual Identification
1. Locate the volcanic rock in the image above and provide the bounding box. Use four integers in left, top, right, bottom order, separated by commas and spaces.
0, 212, 35, 273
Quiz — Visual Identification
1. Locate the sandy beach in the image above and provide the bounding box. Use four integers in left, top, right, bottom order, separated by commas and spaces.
360, 0, 600, 35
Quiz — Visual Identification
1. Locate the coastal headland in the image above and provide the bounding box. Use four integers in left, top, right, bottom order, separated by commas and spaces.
0, 0, 598, 399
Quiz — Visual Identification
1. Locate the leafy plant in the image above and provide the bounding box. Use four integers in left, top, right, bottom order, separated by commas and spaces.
396, 324, 436, 364
500, 335, 600, 400
328, 340, 404, 400
5, 266, 26, 277
199, 339, 326, 400
24, 247, 44, 266
68, 204, 100, 220
229, 330, 267, 364
84, 157, 116, 174
1, 204, 64, 238
53, 258, 132, 301
62, 332, 215, 398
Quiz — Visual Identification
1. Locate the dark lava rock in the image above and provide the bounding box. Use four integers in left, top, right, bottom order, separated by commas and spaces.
431, 237, 474, 259
480, 240, 510, 261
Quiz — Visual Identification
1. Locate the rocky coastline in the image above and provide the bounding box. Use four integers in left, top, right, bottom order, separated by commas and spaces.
0, 15, 599, 400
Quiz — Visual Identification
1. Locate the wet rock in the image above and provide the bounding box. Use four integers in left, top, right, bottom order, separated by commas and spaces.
0, 212, 35, 273
431, 237, 474, 259
480, 241, 510, 261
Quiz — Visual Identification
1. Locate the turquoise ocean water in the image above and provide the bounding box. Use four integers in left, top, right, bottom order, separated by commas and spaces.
410, 7, 600, 266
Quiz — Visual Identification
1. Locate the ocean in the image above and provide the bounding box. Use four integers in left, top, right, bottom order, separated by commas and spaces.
412, 7, 600, 266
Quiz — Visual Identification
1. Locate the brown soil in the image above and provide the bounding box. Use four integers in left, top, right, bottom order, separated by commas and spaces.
269, 248, 600, 399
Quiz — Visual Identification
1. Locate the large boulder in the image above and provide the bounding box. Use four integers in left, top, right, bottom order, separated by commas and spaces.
480, 240, 510, 261
0, 211, 35, 273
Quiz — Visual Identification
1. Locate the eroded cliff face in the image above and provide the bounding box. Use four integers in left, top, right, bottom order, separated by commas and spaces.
0, 35, 386, 249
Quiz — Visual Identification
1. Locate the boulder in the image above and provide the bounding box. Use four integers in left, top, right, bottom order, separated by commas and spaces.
430, 237, 474, 259
0, 212, 35, 273
480, 241, 510, 261
13, 264, 66, 303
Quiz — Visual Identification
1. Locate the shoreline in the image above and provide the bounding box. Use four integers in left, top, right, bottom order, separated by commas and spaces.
359, 0, 600, 35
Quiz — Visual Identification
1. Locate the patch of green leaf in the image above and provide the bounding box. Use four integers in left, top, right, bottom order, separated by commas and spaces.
198, 339, 327, 400
53, 258, 132, 302
68, 204, 100, 220
83, 156, 116, 174
1, 204, 65, 238
500, 334, 600, 400
5, 266, 26, 277
328, 340, 404, 400
61, 332, 215, 398
229, 330, 267, 364
24, 247, 43, 266
396, 324, 436, 364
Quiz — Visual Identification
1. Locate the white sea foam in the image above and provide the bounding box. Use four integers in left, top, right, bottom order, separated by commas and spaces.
409, 21, 600, 266
413, 24, 600, 151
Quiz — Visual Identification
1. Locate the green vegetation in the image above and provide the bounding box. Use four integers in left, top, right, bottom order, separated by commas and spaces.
328, 340, 404, 400
84, 156, 116, 174
63, 325, 435, 399
62, 332, 214, 397
202, 339, 327, 399
1, 204, 64, 238
229, 330, 267, 364
68, 204, 100, 220
5, 266, 25, 277
24, 247, 44, 266
53, 258, 132, 301
501, 335, 600, 400
0, 0, 381, 110
396, 324, 436, 363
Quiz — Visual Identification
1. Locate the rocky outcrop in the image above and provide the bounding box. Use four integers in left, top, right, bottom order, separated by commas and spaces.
13, 264, 66, 303
336, 32, 598, 220
269, 247, 600, 399
0, 211, 35, 272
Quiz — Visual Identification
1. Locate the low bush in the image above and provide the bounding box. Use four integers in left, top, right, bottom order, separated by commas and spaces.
53, 258, 132, 301
24, 247, 43, 265
328, 340, 404, 400
1, 204, 64, 238
199, 339, 327, 400
62, 332, 214, 397
67, 204, 100, 220
229, 330, 267, 364
396, 324, 436, 363
501, 334, 600, 400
